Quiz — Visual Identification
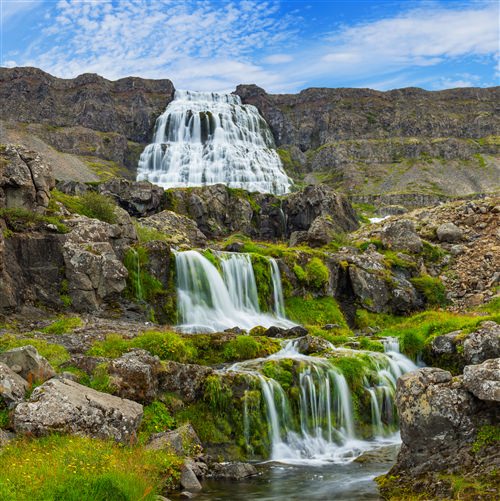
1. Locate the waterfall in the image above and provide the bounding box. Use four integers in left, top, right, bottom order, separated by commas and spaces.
270, 258, 286, 318
228, 338, 417, 464
174, 250, 296, 333
136, 89, 292, 195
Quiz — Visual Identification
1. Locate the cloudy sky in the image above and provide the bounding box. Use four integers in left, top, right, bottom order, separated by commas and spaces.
1, 0, 498, 92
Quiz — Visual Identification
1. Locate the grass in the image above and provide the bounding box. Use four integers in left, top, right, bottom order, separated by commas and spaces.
285, 296, 348, 328
0, 208, 68, 234
134, 222, 171, 243
41, 316, 83, 335
139, 401, 176, 440
51, 189, 117, 224
472, 425, 500, 453
0, 434, 182, 500
411, 275, 448, 307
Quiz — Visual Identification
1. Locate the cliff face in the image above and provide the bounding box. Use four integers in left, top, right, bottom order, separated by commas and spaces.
235, 84, 500, 197
0, 67, 174, 180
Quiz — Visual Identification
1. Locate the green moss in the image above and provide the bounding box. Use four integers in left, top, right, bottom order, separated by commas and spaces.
355, 309, 402, 330
51, 189, 117, 224
0, 408, 9, 428
41, 316, 83, 335
293, 263, 307, 283
222, 335, 261, 361
411, 275, 448, 307
132, 331, 197, 363
123, 246, 164, 302
251, 254, 273, 311
305, 257, 330, 289
140, 401, 176, 438
203, 375, 233, 412
0, 336, 70, 369
472, 425, 500, 453
421, 241, 446, 263
357, 238, 384, 252
0, 207, 69, 234
87, 333, 129, 358
134, 222, 171, 243
359, 337, 384, 352
262, 359, 294, 390
285, 296, 347, 327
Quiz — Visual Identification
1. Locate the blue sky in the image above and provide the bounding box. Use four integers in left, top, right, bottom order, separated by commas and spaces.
1, 0, 498, 92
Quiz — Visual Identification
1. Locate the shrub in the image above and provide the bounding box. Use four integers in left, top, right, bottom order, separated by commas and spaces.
411, 275, 447, 307
51, 189, 117, 224
140, 401, 176, 437
132, 331, 197, 363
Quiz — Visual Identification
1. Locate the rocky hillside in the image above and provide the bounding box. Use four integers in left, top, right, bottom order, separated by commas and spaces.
235, 84, 500, 197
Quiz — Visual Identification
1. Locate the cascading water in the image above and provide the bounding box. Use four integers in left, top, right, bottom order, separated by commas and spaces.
137, 90, 292, 194
228, 338, 417, 464
174, 250, 296, 333
270, 258, 286, 318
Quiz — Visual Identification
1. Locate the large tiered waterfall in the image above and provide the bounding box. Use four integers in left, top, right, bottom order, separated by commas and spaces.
230, 339, 417, 463
174, 250, 295, 333
136, 90, 292, 194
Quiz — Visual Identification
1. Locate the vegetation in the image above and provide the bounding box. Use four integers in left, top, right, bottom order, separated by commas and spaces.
51, 189, 117, 224
305, 257, 330, 289
0, 435, 182, 500
0, 207, 68, 234
285, 296, 347, 328
41, 316, 83, 335
472, 425, 500, 453
139, 401, 176, 439
411, 275, 448, 307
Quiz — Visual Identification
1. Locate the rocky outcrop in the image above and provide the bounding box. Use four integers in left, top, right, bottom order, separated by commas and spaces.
0, 345, 55, 383
0, 362, 29, 408
147, 424, 202, 456
0, 144, 55, 211
13, 378, 143, 443
380, 220, 422, 253
159, 361, 213, 403
380, 365, 499, 499
463, 358, 500, 402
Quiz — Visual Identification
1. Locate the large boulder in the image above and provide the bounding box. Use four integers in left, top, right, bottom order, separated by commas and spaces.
159, 361, 213, 403
0, 144, 55, 211
138, 210, 207, 247
108, 349, 164, 404
463, 321, 500, 365
463, 358, 500, 402
209, 462, 257, 480
98, 178, 167, 217
436, 222, 463, 243
380, 219, 422, 253
0, 362, 29, 408
13, 378, 143, 442
0, 345, 55, 383
147, 424, 202, 456
180, 464, 202, 492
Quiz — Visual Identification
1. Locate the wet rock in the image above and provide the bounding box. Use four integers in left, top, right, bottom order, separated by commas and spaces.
13, 378, 143, 443
380, 219, 422, 253
108, 349, 164, 404
349, 266, 391, 313
98, 178, 167, 217
147, 424, 202, 456
210, 462, 257, 480
354, 444, 400, 464
263, 325, 308, 338
463, 358, 500, 402
0, 345, 55, 383
436, 222, 463, 243
180, 464, 202, 492
295, 335, 332, 355
463, 321, 500, 365
0, 362, 29, 408
138, 210, 207, 247
159, 361, 213, 403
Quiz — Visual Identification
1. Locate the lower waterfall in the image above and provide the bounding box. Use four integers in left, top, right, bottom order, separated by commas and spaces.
174, 250, 295, 333
227, 338, 417, 464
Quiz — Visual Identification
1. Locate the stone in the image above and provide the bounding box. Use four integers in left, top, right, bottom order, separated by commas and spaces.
108, 349, 164, 404
179, 492, 195, 499
463, 321, 500, 365
323, 324, 341, 330
306, 215, 338, 247
463, 358, 500, 402
138, 210, 207, 247
0, 429, 14, 448
0, 345, 55, 383
380, 219, 423, 253
180, 464, 202, 492
159, 361, 213, 403
146, 424, 202, 456
263, 325, 307, 338
295, 335, 332, 355
210, 462, 257, 480
13, 378, 143, 442
436, 222, 463, 243
429, 331, 461, 355
0, 362, 29, 408
289, 231, 309, 248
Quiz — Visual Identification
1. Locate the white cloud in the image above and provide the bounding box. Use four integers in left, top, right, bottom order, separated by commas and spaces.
1, 0, 42, 25
263, 54, 293, 64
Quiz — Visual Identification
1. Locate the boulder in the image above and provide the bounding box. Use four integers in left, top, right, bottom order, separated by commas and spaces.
210, 462, 257, 480
380, 219, 422, 253
13, 378, 143, 442
0, 144, 55, 211
147, 424, 202, 456
436, 222, 463, 243
429, 331, 461, 355
0, 345, 55, 383
159, 361, 213, 403
463, 321, 500, 365
138, 210, 207, 247
295, 335, 332, 355
349, 265, 391, 313
463, 358, 500, 402
180, 464, 202, 492
0, 362, 29, 408
306, 215, 338, 247
263, 325, 308, 338
108, 349, 164, 404
98, 178, 166, 217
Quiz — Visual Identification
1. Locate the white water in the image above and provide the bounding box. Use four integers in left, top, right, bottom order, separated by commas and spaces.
270, 258, 286, 318
228, 338, 417, 465
174, 250, 296, 333
137, 89, 292, 194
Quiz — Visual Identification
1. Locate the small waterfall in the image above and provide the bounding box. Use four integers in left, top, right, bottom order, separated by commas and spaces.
137, 90, 292, 194
270, 258, 286, 318
229, 337, 417, 464
174, 250, 296, 333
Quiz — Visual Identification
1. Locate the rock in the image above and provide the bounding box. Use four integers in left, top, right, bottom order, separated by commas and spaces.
354, 443, 400, 464
295, 335, 332, 355
436, 222, 463, 243
463, 321, 500, 365
147, 424, 202, 456
379, 205, 407, 216
349, 265, 391, 313
55, 180, 89, 196
0, 345, 55, 383
450, 244, 465, 256
159, 361, 213, 403
180, 464, 202, 492
0, 429, 14, 447
13, 378, 143, 442
210, 462, 257, 480
263, 325, 307, 338
429, 331, 461, 355
0, 144, 55, 211
108, 349, 164, 404
289, 230, 309, 247
0, 362, 29, 408
323, 324, 341, 330
463, 358, 500, 402
306, 215, 338, 247
138, 210, 206, 247
380, 219, 422, 253
98, 178, 166, 217
179, 492, 195, 499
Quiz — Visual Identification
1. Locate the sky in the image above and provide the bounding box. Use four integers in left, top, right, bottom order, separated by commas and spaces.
1, 0, 499, 92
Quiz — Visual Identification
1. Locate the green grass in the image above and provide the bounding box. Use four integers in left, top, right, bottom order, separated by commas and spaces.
0, 208, 68, 234
285, 296, 348, 327
472, 425, 500, 453
410, 275, 448, 307
134, 222, 171, 243
139, 401, 176, 439
0, 435, 182, 500
305, 257, 330, 289
51, 189, 117, 224
41, 316, 83, 335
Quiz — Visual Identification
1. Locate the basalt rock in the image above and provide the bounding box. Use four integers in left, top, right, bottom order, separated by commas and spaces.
463, 358, 500, 402
147, 424, 202, 456
380, 219, 422, 253
0, 345, 55, 383
159, 361, 213, 403
0, 362, 29, 408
